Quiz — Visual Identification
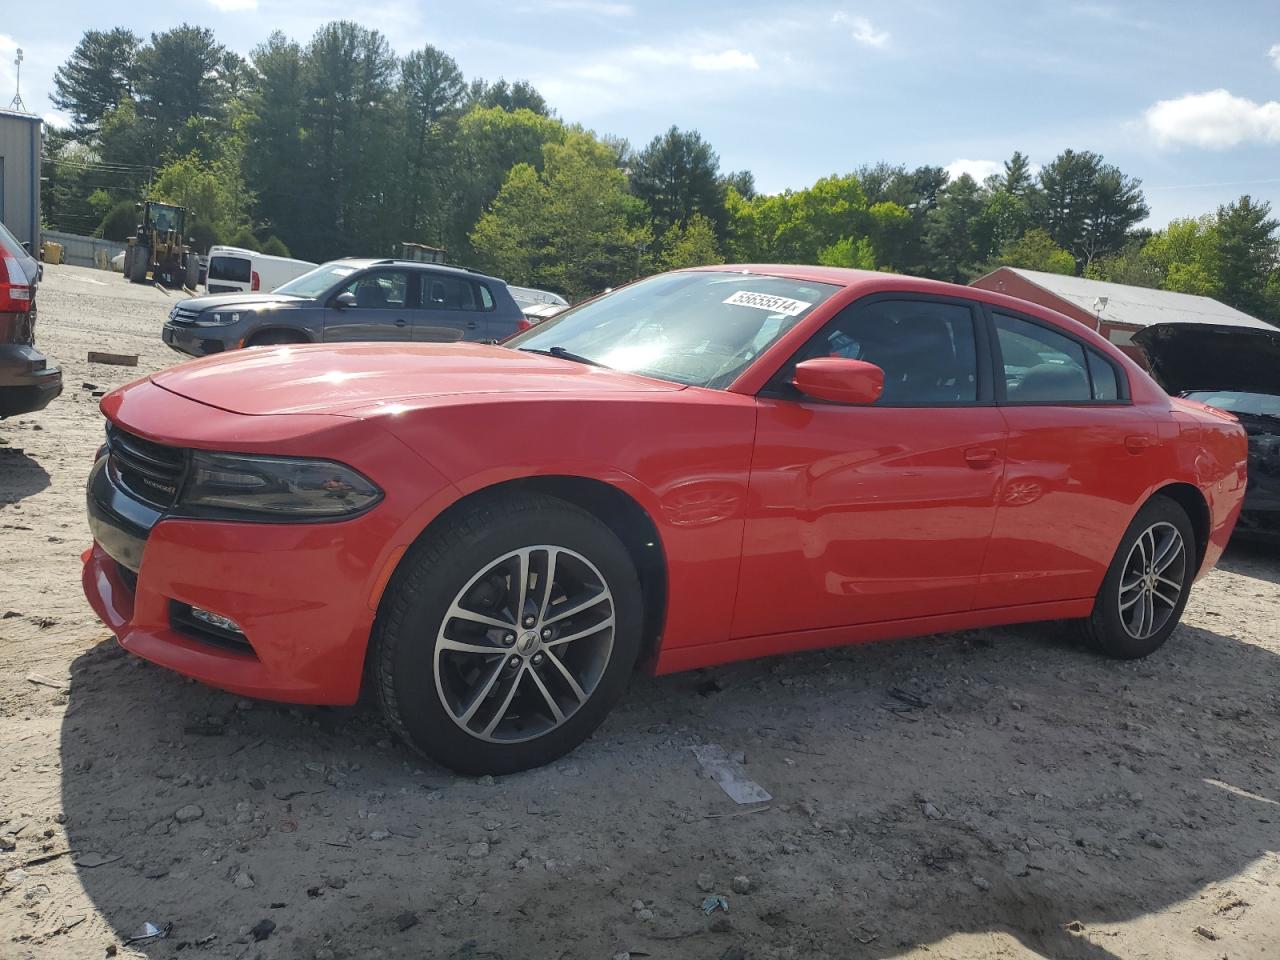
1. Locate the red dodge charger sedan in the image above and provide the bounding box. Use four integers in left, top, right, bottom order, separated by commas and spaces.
83, 266, 1248, 773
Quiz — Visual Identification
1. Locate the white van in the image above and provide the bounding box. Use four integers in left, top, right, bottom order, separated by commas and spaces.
205, 246, 317, 295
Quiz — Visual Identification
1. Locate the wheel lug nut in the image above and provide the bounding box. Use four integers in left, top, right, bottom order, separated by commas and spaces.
541, 628, 552, 640
503, 633, 516, 646
531, 653, 544, 666
508, 655, 521, 668
523, 616, 535, 627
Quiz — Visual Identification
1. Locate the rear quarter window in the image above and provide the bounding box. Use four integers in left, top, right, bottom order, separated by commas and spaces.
209, 256, 251, 284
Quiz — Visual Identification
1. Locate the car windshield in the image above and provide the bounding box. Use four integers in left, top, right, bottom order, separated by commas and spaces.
275, 263, 360, 299
1185, 390, 1280, 418
504, 271, 840, 388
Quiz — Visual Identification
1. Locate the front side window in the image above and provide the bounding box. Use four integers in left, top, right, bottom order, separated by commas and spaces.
777, 298, 979, 405
505, 271, 839, 389
344, 270, 409, 309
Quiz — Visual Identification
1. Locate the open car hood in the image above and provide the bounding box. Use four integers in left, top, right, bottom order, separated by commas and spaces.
1133, 322, 1280, 397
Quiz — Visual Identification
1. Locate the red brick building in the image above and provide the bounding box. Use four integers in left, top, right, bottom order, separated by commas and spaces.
970, 267, 1275, 365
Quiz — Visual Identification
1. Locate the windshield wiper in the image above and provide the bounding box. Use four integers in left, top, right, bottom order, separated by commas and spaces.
519, 346, 610, 368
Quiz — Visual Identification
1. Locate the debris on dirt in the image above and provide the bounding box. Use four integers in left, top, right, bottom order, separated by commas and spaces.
79, 382, 98, 391
87, 351, 139, 367
1195, 925, 1219, 941
74, 851, 122, 868
231, 868, 254, 889
971, 876, 992, 891
123, 920, 172, 946
25, 672, 66, 691
731, 875, 751, 894
690, 744, 772, 804
393, 911, 419, 932
701, 895, 730, 915
250, 918, 276, 941
697, 872, 715, 892
173, 804, 204, 823
696, 676, 724, 696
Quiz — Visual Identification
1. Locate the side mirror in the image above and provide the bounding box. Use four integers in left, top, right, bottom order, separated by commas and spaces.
333, 291, 358, 309
20, 241, 30, 253
793, 357, 884, 405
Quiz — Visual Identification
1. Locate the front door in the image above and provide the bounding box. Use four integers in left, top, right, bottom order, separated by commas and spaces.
733, 296, 1007, 637
323, 268, 413, 342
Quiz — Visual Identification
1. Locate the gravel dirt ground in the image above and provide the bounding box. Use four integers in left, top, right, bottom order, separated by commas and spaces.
2, 263, 1279, 960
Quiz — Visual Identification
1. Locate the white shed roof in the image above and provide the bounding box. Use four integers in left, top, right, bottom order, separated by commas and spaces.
1000, 268, 1276, 331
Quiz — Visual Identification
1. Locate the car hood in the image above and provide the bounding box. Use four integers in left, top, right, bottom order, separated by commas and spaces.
150, 342, 684, 415
176, 292, 308, 313
1134, 322, 1280, 396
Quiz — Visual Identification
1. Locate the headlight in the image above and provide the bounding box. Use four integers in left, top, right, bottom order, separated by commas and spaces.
195, 311, 240, 326
179, 452, 382, 519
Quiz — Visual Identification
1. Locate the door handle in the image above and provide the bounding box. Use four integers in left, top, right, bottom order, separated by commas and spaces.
1124, 434, 1154, 454
395, 318, 407, 328
466, 320, 479, 329
964, 447, 1000, 468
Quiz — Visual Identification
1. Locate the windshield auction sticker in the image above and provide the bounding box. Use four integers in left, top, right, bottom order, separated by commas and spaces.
723, 290, 813, 316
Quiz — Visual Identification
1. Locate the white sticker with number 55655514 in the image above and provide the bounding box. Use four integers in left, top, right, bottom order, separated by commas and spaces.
722, 290, 812, 316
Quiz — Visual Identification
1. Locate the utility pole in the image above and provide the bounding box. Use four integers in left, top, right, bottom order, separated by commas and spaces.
8, 48, 27, 112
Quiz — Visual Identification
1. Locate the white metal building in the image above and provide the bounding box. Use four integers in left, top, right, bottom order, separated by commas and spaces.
0, 108, 41, 250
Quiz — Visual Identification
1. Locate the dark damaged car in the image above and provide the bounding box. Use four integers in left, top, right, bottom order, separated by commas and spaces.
1136, 321, 1280, 542
0, 221, 62, 419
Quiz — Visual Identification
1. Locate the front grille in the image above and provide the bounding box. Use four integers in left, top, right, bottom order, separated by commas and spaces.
107, 426, 187, 508
172, 305, 203, 324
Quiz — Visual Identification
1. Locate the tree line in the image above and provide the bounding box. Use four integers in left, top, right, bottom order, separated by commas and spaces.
43, 22, 1280, 318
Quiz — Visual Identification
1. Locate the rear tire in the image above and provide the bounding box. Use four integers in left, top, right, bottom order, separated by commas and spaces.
373, 494, 642, 775
1076, 496, 1196, 659
129, 246, 149, 283
185, 255, 199, 289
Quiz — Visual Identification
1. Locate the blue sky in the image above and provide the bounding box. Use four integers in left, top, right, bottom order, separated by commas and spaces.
4, 0, 1279, 226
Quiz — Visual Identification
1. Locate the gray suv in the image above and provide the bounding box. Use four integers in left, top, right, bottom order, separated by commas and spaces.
0, 220, 62, 418
162, 259, 528, 357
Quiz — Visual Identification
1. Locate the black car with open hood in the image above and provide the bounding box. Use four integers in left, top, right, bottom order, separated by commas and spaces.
1135, 321, 1280, 542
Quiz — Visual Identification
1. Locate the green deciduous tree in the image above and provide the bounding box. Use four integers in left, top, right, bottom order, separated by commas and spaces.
659, 214, 723, 269
471, 133, 652, 299
988, 227, 1075, 275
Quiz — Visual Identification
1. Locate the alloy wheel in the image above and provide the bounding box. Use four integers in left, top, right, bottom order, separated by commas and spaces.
1117, 520, 1186, 641
434, 545, 616, 743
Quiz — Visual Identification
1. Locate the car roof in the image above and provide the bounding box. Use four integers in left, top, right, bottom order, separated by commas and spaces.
331, 258, 504, 284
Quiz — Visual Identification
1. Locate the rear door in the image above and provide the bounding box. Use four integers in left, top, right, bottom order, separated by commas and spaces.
412, 273, 492, 342
322, 268, 413, 342
975, 308, 1160, 608
206, 254, 251, 294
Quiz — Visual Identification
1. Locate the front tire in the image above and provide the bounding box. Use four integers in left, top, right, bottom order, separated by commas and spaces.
129, 246, 149, 283
373, 494, 643, 775
1077, 496, 1196, 659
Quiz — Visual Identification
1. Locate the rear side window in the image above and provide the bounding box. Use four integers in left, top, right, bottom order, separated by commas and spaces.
995, 312, 1125, 403
419, 274, 492, 311
784, 298, 979, 405
209, 256, 251, 283
995, 313, 1091, 403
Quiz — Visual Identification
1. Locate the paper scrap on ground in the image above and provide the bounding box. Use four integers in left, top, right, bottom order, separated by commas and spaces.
690, 744, 772, 804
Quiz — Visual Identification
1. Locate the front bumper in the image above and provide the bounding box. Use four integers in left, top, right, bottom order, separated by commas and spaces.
83, 456, 383, 704
162, 321, 233, 357
0, 344, 62, 417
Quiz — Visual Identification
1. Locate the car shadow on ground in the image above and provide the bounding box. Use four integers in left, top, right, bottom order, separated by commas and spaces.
57, 608, 1279, 959
1219, 537, 1280, 586
0, 447, 51, 505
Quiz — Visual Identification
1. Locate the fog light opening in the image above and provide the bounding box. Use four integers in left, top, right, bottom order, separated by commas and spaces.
189, 606, 245, 635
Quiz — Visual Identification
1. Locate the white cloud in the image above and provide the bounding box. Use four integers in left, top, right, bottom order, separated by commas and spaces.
1145, 89, 1280, 148
1269, 42, 1280, 71
832, 12, 889, 48
690, 49, 759, 72
945, 159, 1004, 182
207, 0, 258, 10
